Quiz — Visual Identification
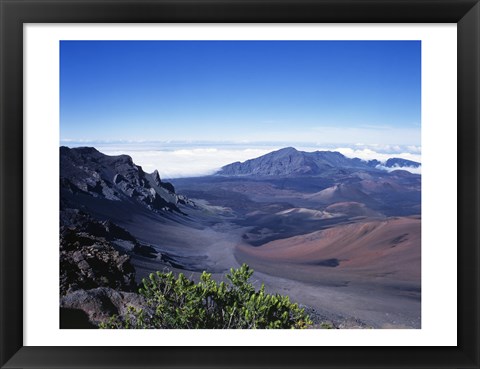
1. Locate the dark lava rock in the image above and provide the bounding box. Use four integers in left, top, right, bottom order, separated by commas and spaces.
60, 210, 139, 295
60, 287, 150, 328
60, 209, 138, 243
132, 244, 158, 258
60, 146, 193, 213
60, 229, 137, 295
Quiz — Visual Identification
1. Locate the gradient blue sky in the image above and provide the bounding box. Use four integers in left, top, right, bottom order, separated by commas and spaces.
60, 40, 421, 145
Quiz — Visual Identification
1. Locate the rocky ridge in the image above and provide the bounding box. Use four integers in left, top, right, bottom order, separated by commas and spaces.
385, 157, 421, 168
216, 147, 420, 177
60, 146, 194, 213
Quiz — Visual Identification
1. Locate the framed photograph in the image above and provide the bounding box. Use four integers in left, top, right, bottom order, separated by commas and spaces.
1, 0, 479, 368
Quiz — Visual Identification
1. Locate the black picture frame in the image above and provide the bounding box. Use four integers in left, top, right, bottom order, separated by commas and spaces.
1, 0, 479, 368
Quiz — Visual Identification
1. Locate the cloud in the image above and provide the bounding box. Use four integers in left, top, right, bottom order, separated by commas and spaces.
75, 142, 422, 178
96, 147, 277, 178
321, 146, 421, 174
376, 164, 422, 175
330, 147, 421, 163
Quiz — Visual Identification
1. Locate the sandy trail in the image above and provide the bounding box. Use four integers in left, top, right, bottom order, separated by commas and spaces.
122, 214, 245, 280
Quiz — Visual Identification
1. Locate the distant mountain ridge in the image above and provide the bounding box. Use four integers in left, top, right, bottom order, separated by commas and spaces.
216, 147, 420, 177
384, 158, 421, 168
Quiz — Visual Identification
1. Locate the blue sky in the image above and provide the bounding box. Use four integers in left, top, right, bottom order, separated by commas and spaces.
60, 40, 421, 146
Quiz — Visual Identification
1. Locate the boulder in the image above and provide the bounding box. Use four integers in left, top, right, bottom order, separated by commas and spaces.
60, 287, 150, 328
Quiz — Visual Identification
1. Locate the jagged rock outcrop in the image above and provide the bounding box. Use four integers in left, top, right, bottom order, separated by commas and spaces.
60, 146, 194, 213
61, 209, 138, 243
60, 220, 136, 295
60, 209, 159, 295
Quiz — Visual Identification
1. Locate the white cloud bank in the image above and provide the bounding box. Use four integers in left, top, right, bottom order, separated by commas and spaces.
375, 164, 422, 175
96, 147, 277, 178
328, 147, 421, 163
66, 142, 421, 178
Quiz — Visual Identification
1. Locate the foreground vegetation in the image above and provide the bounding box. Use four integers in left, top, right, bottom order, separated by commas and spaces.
101, 264, 312, 329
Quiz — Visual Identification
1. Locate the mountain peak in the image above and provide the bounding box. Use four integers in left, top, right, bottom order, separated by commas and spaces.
385, 158, 421, 168
216, 147, 371, 177
275, 147, 298, 154
262, 147, 300, 160
152, 169, 162, 186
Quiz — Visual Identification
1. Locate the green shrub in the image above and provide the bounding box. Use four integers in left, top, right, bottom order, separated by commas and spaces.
101, 264, 312, 329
